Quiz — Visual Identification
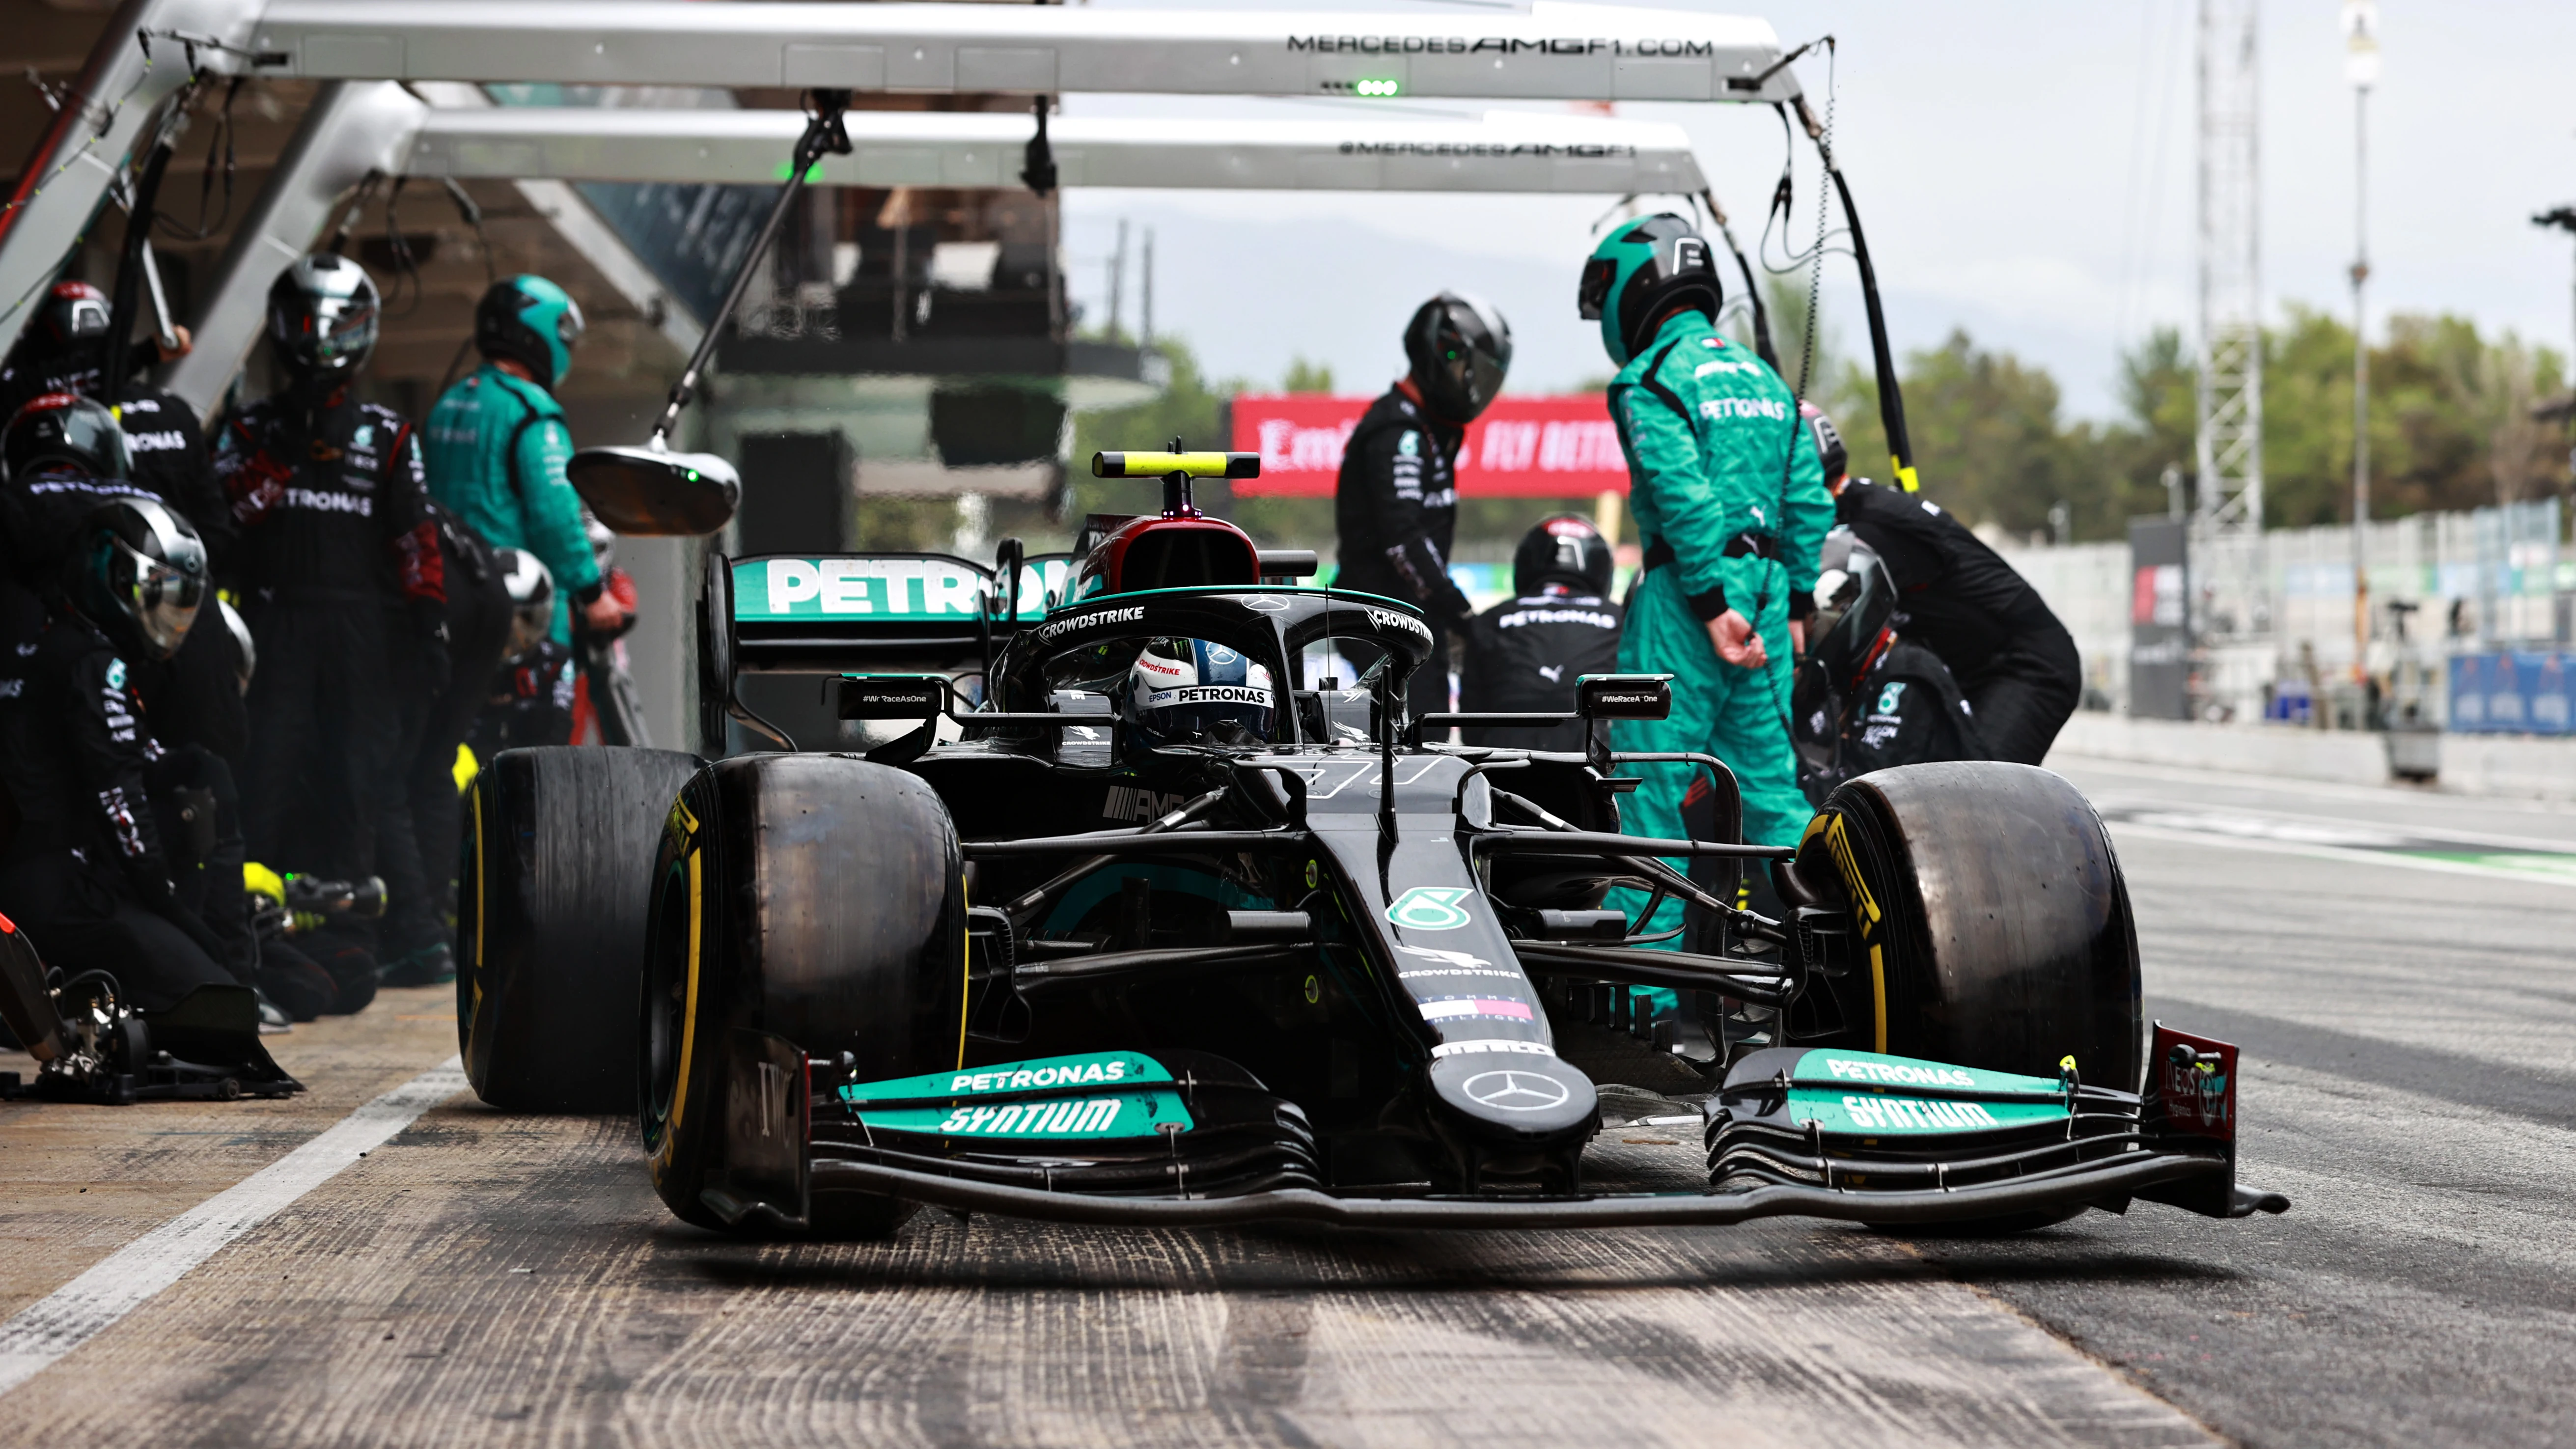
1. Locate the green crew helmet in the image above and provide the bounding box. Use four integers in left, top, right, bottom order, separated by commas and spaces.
1577, 213, 1723, 367
474, 274, 586, 390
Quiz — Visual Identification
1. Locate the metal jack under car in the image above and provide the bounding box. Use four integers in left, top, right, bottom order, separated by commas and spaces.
460, 451, 2288, 1237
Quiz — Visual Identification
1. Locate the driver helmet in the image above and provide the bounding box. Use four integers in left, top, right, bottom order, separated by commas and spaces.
266, 252, 380, 389
1511, 513, 1613, 598
71, 497, 206, 661
1403, 291, 1513, 424
496, 548, 555, 662
1808, 526, 1897, 691
1122, 637, 1275, 752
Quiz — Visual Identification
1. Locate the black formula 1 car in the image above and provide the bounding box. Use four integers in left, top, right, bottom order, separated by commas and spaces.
458, 450, 2286, 1236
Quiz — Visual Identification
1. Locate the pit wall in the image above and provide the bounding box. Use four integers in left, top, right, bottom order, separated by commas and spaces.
2049, 713, 2576, 802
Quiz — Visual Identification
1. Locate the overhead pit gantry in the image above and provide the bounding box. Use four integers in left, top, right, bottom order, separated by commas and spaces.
3, 0, 1916, 496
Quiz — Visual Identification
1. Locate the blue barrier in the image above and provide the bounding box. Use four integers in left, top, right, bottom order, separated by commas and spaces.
2448, 652, 2575, 735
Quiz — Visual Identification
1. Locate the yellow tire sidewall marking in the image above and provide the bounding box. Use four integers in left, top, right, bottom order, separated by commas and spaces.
652, 844, 704, 1183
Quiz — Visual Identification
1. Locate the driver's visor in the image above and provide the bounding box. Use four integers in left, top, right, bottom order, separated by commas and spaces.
1576, 257, 1617, 321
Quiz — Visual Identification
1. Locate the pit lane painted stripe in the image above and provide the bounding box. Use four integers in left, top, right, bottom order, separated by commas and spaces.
0, 1056, 467, 1396
2106, 820, 2576, 891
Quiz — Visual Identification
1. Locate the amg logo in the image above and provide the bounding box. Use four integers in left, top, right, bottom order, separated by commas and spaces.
1103, 785, 1189, 822
1037, 605, 1144, 643
1336, 140, 1633, 160
1288, 35, 1716, 58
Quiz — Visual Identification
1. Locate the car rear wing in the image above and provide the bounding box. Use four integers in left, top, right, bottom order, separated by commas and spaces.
698, 547, 1074, 745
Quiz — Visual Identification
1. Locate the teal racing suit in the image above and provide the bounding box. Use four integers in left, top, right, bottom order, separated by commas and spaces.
422, 363, 600, 644
1606, 310, 1833, 953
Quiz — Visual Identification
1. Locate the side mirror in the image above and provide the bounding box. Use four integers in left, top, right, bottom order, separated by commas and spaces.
567, 445, 742, 536
1576, 673, 1674, 721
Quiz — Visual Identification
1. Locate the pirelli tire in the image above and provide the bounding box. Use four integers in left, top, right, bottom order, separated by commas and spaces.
459, 746, 703, 1112
640, 753, 969, 1237
1794, 761, 2143, 1090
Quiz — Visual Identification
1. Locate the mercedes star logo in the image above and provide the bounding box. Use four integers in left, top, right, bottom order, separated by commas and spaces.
1462, 1070, 1572, 1113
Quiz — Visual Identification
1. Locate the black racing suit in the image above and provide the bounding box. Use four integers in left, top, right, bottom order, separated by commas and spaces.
1792, 638, 1989, 807
377, 506, 512, 967
1833, 481, 2080, 765
212, 391, 446, 886
1333, 387, 1475, 718
1457, 586, 1624, 752
0, 595, 243, 1010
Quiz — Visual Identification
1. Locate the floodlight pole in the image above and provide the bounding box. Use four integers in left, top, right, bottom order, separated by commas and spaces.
2343, 0, 2379, 693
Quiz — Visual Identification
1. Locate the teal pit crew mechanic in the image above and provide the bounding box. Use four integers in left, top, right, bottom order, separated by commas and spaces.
423, 276, 621, 645
1580, 215, 1833, 947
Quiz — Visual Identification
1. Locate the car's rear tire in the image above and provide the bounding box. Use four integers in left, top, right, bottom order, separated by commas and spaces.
459, 746, 701, 1111
1793, 761, 2142, 1090
640, 753, 968, 1236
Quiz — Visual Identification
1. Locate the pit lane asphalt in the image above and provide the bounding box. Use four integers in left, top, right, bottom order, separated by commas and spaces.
0, 755, 2561, 1446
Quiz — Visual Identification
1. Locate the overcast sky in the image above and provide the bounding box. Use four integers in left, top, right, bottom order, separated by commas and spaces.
1060, 0, 2576, 420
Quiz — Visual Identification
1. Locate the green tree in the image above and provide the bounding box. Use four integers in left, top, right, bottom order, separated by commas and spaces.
1281, 357, 1336, 394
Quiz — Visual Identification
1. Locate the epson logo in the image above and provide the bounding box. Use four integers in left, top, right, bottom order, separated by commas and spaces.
1037, 605, 1144, 643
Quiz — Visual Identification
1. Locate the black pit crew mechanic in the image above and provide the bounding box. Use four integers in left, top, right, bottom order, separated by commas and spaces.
1806, 403, 2081, 765
0, 498, 247, 1010
1792, 530, 1987, 804
0, 280, 232, 565
1333, 292, 1512, 718
1458, 513, 1623, 752
1, 390, 249, 779
212, 254, 446, 885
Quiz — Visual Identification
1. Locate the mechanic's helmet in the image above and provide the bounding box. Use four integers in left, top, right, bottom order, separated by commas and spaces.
1579, 213, 1723, 367
70, 497, 206, 661
217, 596, 255, 696
29, 280, 113, 356
1808, 527, 1897, 690
1512, 513, 1613, 598
1800, 400, 1849, 489
583, 509, 615, 573
1121, 637, 1275, 753
1402, 291, 1513, 424
4, 391, 129, 481
496, 548, 555, 661
474, 275, 585, 391
265, 252, 380, 387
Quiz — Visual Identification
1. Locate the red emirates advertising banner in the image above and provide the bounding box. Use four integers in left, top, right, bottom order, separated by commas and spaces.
1229, 394, 1628, 498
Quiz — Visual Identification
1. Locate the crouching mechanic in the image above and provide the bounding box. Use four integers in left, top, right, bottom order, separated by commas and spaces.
1333, 293, 1512, 718
0, 499, 251, 1010
1579, 215, 1832, 945
1458, 514, 1623, 751
1804, 403, 2080, 765
1792, 529, 1987, 805
469, 550, 578, 758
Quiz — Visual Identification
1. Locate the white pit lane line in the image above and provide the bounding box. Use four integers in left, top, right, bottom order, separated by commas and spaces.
2105, 819, 2576, 890
0, 1056, 467, 1396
